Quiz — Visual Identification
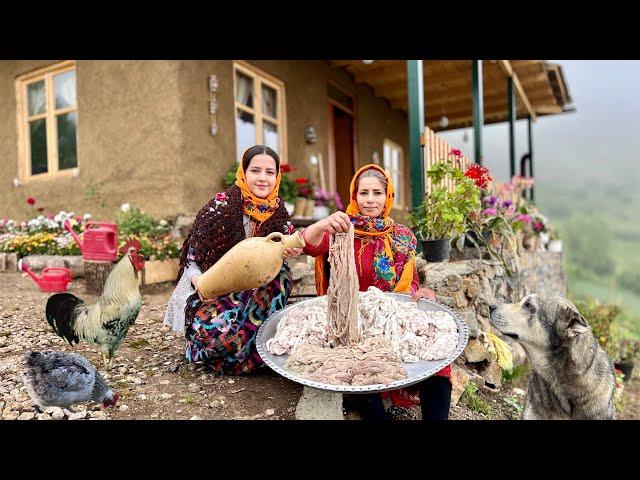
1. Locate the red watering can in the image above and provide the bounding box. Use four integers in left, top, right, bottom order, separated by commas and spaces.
18, 259, 73, 292
64, 220, 118, 262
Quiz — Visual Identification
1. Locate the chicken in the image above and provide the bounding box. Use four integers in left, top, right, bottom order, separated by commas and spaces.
45, 239, 145, 369
22, 350, 119, 412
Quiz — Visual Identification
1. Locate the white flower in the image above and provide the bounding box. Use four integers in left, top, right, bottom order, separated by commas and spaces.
83, 213, 92, 221
159, 219, 168, 227
121, 203, 131, 212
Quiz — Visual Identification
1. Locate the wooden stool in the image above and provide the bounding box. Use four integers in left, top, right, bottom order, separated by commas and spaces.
83, 259, 114, 294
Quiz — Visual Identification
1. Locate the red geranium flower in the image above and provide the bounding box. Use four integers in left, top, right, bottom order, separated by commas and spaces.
280, 164, 292, 173
464, 164, 493, 189
450, 148, 462, 158
295, 178, 309, 184
26, 197, 36, 206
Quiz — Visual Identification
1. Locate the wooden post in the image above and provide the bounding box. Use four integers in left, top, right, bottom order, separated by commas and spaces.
508, 76, 516, 179
407, 59, 425, 211
472, 60, 484, 165
84, 260, 113, 294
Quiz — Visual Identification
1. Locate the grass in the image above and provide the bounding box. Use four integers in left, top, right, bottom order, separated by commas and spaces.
501, 363, 530, 385
459, 382, 493, 417
185, 395, 194, 405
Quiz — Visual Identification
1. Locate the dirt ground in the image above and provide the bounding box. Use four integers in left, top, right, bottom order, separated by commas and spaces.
1, 271, 636, 421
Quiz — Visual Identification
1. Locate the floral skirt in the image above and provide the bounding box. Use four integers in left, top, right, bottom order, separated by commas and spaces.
184, 265, 292, 375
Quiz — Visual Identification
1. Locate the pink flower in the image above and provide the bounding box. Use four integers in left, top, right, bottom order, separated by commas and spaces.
534, 222, 544, 232
26, 197, 36, 206
450, 149, 462, 157
215, 192, 228, 202
516, 214, 532, 224
482, 208, 497, 216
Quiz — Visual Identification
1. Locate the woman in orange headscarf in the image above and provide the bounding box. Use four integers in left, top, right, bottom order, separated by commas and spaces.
303, 164, 452, 420
165, 145, 302, 375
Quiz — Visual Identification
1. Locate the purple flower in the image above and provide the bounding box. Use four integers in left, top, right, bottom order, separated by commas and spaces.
501, 200, 513, 209
482, 195, 498, 207
482, 208, 497, 216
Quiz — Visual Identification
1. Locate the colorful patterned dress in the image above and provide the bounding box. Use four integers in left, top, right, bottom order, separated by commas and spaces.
184, 265, 292, 375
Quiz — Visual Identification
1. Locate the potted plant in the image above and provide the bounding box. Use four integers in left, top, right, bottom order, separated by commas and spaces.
294, 178, 315, 218
458, 195, 520, 275
278, 164, 297, 216
409, 159, 481, 262
312, 189, 343, 219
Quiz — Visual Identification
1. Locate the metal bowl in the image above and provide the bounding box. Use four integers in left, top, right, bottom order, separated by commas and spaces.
256, 292, 469, 393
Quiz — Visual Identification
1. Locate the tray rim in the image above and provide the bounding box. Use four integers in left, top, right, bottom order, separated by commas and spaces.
255, 292, 469, 394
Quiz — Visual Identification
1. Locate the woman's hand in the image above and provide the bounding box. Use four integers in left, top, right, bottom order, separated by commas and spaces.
317, 211, 352, 235
412, 287, 436, 302
303, 211, 352, 247
283, 247, 303, 259
191, 275, 204, 299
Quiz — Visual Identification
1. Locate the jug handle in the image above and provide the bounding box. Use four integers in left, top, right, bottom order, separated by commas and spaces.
43, 267, 73, 281
265, 232, 284, 243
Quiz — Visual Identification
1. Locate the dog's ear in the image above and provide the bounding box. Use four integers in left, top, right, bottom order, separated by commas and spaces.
566, 308, 589, 338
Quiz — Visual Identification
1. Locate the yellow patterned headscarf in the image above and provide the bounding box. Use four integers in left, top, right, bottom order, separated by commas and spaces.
235, 161, 282, 223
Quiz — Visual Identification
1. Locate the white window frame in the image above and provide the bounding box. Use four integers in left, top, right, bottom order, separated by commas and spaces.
15, 60, 79, 182
383, 138, 406, 210
232, 61, 287, 163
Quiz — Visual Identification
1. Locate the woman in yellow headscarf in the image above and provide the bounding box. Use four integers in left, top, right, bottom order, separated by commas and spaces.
303, 164, 451, 420
165, 145, 302, 375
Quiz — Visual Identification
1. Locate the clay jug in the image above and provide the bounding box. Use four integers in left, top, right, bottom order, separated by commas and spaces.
197, 231, 305, 299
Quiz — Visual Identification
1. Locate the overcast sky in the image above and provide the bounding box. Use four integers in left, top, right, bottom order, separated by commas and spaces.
439, 60, 640, 186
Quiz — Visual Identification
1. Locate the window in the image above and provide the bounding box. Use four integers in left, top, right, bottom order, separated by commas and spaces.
383, 139, 405, 209
233, 61, 287, 162
16, 61, 78, 180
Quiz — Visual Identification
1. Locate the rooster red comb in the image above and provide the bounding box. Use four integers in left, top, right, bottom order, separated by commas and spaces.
119, 238, 142, 255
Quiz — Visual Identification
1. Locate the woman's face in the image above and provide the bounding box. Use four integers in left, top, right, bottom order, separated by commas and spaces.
356, 176, 387, 217
245, 154, 278, 198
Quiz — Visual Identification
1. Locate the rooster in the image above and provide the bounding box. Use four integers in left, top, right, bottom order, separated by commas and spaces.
45, 239, 145, 369
23, 350, 119, 412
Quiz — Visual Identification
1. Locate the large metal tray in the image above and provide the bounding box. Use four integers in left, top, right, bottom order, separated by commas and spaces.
256, 292, 469, 393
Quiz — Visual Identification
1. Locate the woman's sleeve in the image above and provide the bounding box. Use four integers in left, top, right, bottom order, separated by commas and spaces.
302, 229, 330, 257
183, 260, 203, 285
410, 264, 420, 294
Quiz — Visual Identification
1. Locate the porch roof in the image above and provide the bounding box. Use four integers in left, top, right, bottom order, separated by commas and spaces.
329, 60, 573, 131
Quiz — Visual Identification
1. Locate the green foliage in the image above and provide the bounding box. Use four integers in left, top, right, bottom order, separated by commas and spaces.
223, 162, 237, 189
501, 363, 529, 384
279, 174, 298, 204
458, 382, 493, 417
574, 297, 621, 357
116, 206, 170, 239
502, 394, 524, 419
409, 162, 481, 240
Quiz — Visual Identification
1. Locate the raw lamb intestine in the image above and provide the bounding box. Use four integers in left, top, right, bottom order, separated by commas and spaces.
265, 226, 458, 386
266, 287, 458, 365
326, 226, 361, 346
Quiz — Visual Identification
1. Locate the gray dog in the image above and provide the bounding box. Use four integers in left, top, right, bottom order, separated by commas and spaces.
489, 294, 616, 420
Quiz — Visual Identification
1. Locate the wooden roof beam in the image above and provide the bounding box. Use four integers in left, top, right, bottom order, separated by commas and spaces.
497, 60, 536, 120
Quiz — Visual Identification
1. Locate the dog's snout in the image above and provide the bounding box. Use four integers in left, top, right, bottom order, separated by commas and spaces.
489, 304, 497, 313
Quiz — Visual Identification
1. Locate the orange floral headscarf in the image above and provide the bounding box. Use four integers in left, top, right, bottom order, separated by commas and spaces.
315, 164, 416, 295
234, 161, 282, 224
